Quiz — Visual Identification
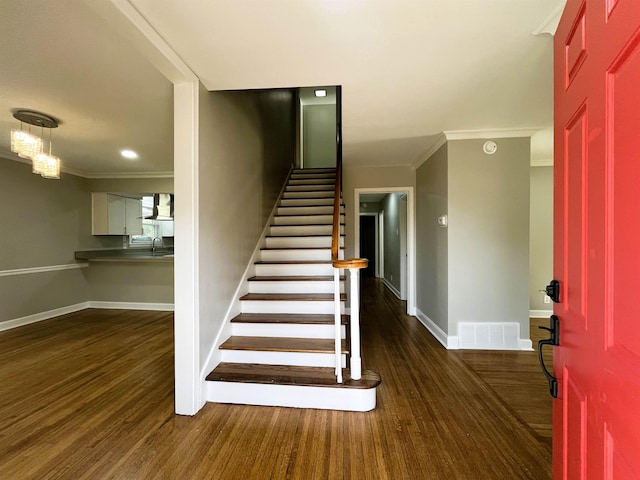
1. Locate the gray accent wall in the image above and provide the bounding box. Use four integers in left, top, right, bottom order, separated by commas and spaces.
415, 138, 530, 341
302, 104, 336, 168
416, 143, 448, 333
447, 138, 530, 336
380, 193, 402, 293
529, 166, 553, 311
0, 158, 179, 323
0, 160, 91, 321
198, 87, 294, 367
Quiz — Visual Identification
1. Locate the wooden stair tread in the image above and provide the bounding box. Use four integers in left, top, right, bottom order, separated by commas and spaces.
266, 234, 344, 238
271, 223, 345, 227
207, 363, 380, 389
276, 212, 337, 216
248, 276, 345, 281
278, 204, 343, 207
231, 313, 348, 325
219, 336, 348, 353
240, 293, 346, 301
260, 247, 338, 251
255, 260, 332, 265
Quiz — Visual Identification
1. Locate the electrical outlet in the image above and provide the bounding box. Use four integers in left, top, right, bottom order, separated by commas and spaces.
544, 295, 551, 304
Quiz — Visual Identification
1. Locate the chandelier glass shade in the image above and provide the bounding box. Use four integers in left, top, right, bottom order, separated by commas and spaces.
11, 129, 43, 159
10, 110, 61, 179
33, 152, 60, 179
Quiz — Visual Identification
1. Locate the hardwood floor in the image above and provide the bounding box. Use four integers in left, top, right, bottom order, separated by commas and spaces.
0, 280, 551, 479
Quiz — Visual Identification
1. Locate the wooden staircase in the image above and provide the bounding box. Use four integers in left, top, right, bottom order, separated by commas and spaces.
205, 168, 380, 411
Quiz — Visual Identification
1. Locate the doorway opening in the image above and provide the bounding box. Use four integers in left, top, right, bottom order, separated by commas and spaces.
354, 187, 416, 315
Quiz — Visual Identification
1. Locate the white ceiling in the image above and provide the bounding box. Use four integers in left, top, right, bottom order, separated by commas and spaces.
0, 0, 563, 177
0, 0, 173, 177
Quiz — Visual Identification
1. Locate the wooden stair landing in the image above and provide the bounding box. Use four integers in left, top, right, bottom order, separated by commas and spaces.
207, 363, 380, 389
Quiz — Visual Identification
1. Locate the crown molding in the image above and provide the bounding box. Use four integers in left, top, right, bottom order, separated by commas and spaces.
81, 171, 174, 179
444, 128, 541, 140
531, 158, 554, 167
2, 154, 173, 179
532, 3, 565, 37
413, 133, 447, 170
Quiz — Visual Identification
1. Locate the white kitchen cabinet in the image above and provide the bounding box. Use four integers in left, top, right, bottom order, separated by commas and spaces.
92, 193, 143, 235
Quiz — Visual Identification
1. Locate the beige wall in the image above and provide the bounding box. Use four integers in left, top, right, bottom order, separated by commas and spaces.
529, 166, 553, 311
198, 87, 294, 367
448, 138, 530, 336
343, 165, 415, 259
416, 143, 448, 333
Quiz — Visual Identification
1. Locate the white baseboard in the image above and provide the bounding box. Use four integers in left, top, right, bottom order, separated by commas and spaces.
0, 301, 174, 332
87, 301, 174, 311
520, 339, 534, 351
415, 309, 459, 349
382, 278, 401, 299
0, 302, 90, 332
530, 309, 553, 318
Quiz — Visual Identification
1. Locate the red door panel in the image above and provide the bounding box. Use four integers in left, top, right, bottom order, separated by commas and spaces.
554, 0, 640, 478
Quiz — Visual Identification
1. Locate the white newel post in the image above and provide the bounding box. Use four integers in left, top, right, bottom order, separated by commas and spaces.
334, 267, 343, 383
349, 267, 362, 380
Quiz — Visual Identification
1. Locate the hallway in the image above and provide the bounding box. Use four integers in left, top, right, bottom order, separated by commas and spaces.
0, 279, 551, 479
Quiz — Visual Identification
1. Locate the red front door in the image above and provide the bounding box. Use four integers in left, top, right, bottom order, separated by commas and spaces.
554, 0, 640, 478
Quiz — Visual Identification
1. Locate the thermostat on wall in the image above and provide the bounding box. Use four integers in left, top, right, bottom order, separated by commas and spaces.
483, 140, 498, 154
437, 215, 448, 228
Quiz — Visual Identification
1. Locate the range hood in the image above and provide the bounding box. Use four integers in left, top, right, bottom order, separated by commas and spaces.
145, 193, 174, 221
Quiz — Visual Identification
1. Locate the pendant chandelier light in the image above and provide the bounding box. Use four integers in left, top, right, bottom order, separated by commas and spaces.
10, 110, 61, 179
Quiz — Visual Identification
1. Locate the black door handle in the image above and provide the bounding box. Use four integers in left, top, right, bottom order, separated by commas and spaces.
546, 280, 560, 303
537, 315, 560, 398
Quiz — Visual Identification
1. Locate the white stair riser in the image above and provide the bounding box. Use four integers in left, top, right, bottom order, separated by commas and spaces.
288, 179, 335, 186
241, 300, 342, 314
231, 323, 345, 339
290, 176, 336, 182
277, 206, 339, 216
282, 191, 334, 199
220, 350, 346, 368
274, 214, 340, 225
269, 225, 342, 236
254, 263, 334, 276
265, 236, 343, 249
260, 249, 333, 261
280, 198, 336, 207
248, 280, 344, 294
287, 185, 334, 192
206, 382, 376, 412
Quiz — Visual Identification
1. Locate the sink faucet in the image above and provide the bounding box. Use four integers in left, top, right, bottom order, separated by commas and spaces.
152, 237, 162, 254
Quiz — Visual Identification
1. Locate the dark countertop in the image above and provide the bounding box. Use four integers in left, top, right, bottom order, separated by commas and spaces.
75, 247, 174, 263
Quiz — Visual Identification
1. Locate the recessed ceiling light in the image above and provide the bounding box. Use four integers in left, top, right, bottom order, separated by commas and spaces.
121, 149, 138, 159
314, 89, 327, 97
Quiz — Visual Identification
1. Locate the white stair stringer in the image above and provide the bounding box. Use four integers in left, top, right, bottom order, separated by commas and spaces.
206, 168, 379, 412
